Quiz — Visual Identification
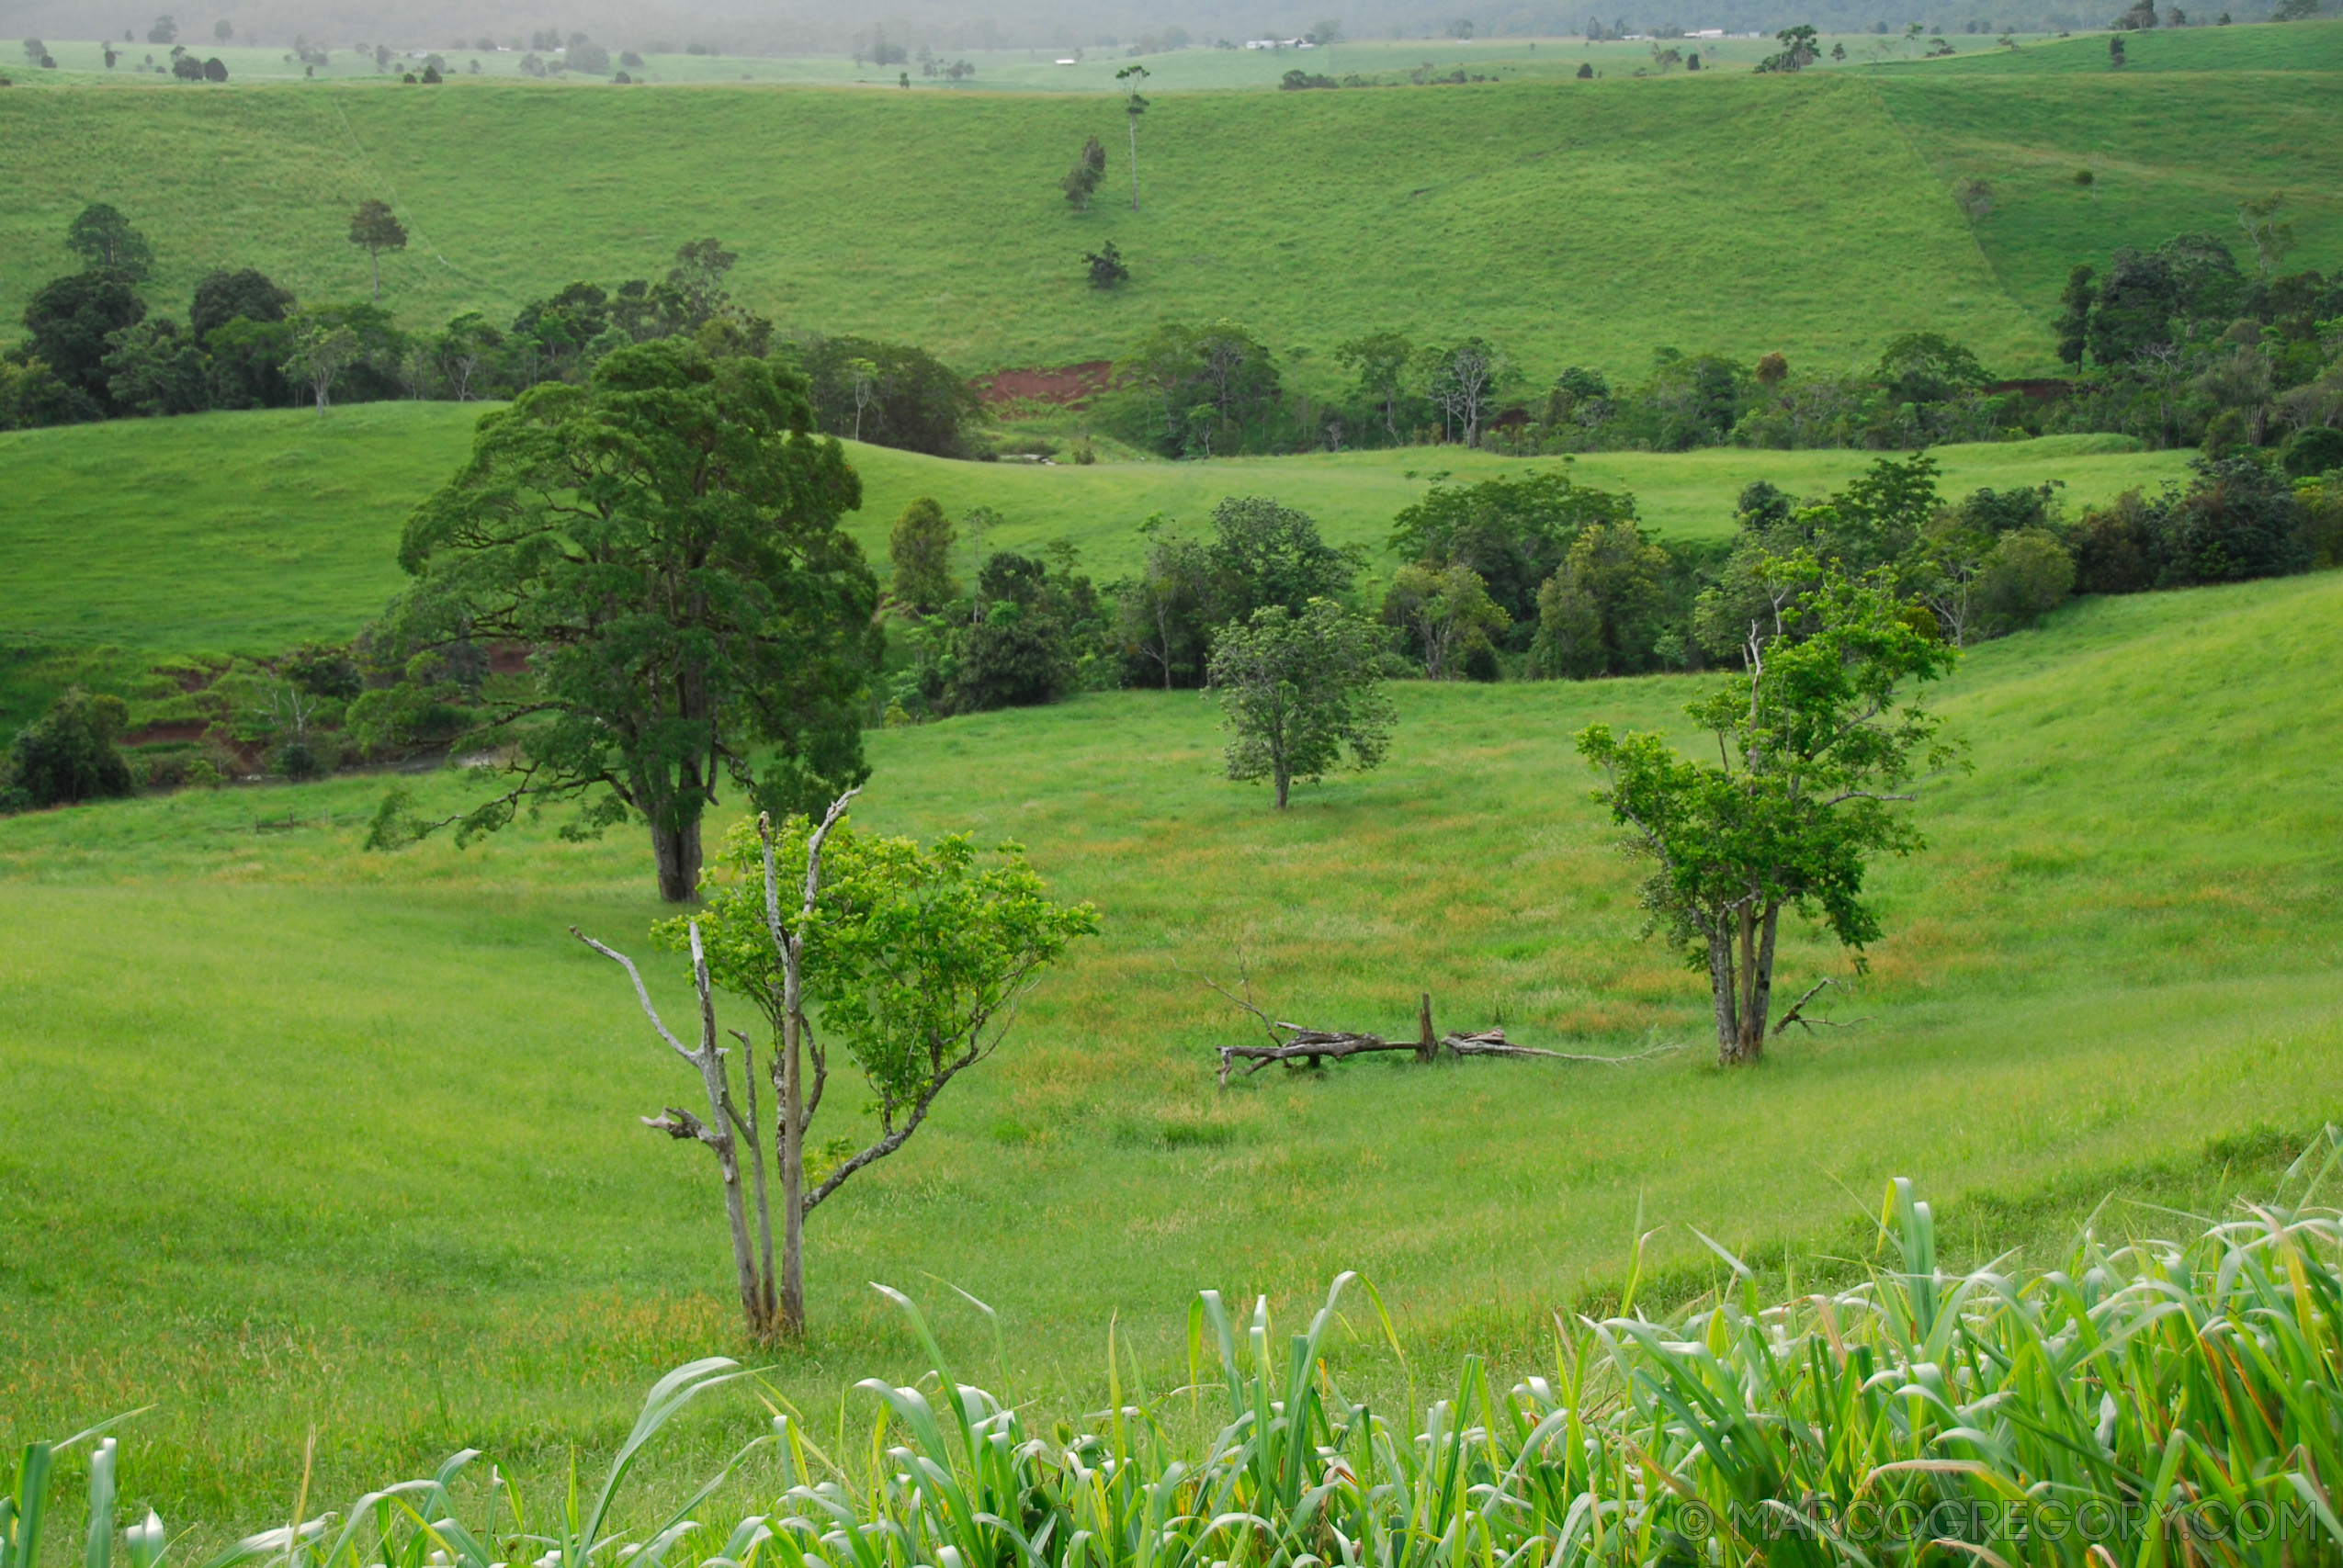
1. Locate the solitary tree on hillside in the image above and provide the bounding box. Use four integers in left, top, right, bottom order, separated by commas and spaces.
1083, 240, 1129, 288
1575, 556, 1961, 1066
213, 17, 231, 41
147, 14, 177, 43
347, 198, 408, 301
576, 797, 1096, 1337
1115, 63, 1149, 210
64, 203, 154, 279
357, 340, 880, 902
1208, 599, 1395, 809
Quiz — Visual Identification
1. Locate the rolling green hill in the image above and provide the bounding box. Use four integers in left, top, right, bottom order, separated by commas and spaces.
5, 28, 2337, 393
0, 400, 2184, 700
3, 560, 2338, 1531
1885, 16, 2343, 72
1874, 69, 2343, 321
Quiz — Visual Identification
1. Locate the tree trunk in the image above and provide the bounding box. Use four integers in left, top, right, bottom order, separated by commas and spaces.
1274, 762, 1290, 809
778, 1007, 806, 1337
686, 923, 767, 1338
370, 247, 380, 302
1126, 117, 1140, 209
1711, 904, 1778, 1066
1708, 931, 1743, 1064
650, 817, 703, 903
1743, 903, 1781, 1060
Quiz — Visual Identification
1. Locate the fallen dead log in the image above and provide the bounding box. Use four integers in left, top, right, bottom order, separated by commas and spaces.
1210, 987, 1683, 1087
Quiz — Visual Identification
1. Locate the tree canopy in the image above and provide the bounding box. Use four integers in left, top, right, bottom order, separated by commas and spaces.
63, 204, 153, 279
1208, 599, 1395, 809
1579, 557, 1960, 1066
358, 339, 880, 901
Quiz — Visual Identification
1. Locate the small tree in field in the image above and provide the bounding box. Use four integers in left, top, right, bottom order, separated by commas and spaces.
1575, 557, 1960, 1066
1083, 241, 1129, 289
347, 198, 408, 301
575, 794, 1097, 1337
1208, 599, 1395, 809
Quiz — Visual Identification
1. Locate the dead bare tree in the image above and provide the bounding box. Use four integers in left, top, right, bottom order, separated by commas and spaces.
759, 789, 855, 1337
572, 919, 777, 1336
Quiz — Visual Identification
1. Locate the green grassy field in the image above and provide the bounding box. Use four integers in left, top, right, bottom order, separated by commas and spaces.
3, 560, 2339, 1531
6, 25, 2339, 392
1, 28, 2336, 1539
0, 400, 2184, 698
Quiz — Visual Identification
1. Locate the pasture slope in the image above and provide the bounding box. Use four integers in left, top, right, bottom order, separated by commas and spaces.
0, 23, 2337, 383
2, 556, 2340, 1536
0, 400, 2187, 725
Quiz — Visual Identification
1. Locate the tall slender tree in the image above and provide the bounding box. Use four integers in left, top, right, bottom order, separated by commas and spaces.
1115, 64, 1149, 209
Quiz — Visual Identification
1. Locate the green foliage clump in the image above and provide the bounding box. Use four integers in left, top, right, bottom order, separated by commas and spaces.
797, 334, 980, 457
887, 496, 959, 613
3, 686, 135, 810
1115, 497, 1358, 687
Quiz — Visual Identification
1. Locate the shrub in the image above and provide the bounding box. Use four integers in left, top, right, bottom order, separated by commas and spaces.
4, 687, 136, 808
2152, 454, 2307, 586
1976, 528, 2076, 632
283, 641, 365, 699
950, 602, 1070, 710
2282, 424, 2343, 479
2071, 490, 2156, 593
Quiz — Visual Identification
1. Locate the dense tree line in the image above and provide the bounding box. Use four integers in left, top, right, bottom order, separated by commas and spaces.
0, 209, 982, 460
1088, 225, 2337, 461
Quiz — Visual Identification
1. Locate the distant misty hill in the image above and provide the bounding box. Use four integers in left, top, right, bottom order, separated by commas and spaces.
5, 0, 2153, 57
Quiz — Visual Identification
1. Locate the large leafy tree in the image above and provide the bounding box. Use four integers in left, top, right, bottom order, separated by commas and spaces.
102, 317, 209, 416
359, 340, 880, 901
22, 269, 145, 415
1208, 599, 1395, 809
1577, 557, 1960, 1066
888, 496, 958, 612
